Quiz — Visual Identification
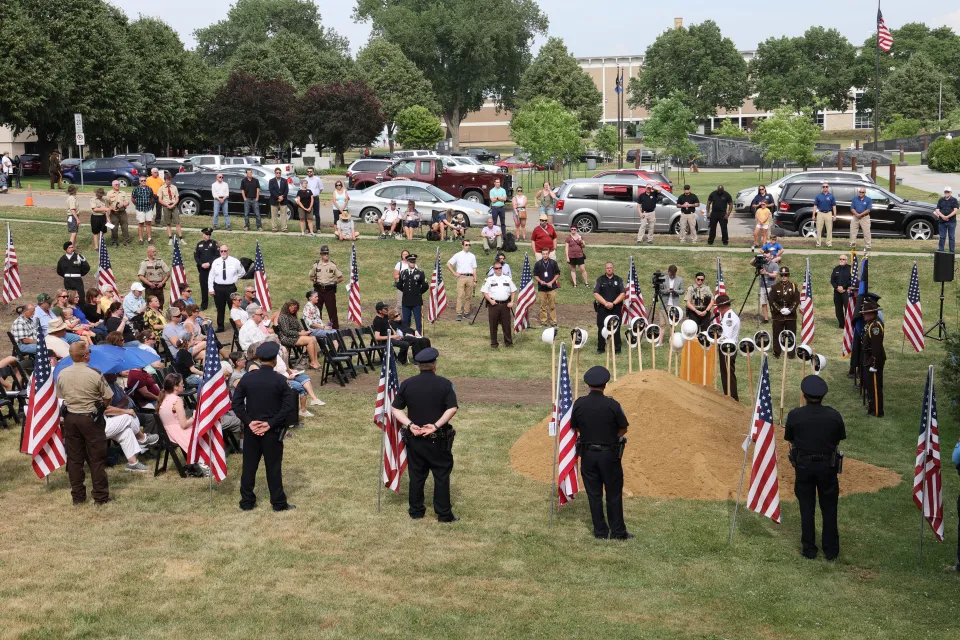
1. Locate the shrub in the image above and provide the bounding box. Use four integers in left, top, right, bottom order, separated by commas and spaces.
928, 137, 960, 173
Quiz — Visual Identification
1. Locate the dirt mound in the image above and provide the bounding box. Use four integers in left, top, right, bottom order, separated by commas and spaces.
510, 369, 901, 501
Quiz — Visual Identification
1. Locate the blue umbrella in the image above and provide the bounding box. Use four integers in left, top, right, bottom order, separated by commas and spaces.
53, 345, 155, 379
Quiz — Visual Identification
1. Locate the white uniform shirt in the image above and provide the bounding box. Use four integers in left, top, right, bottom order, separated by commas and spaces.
447, 250, 477, 275
208, 255, 246, 290
480, 274, 517, 301
211, 181, 229, 199
719, 309, 741, 344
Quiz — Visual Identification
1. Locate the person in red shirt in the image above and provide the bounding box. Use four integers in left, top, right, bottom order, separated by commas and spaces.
126, 368, 160, 408
531, 214, 558, 259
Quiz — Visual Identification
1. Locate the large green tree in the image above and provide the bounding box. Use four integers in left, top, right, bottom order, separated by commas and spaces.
509, 99, 583, 169
881, 53, 957, 126
394, 106, 444, 150
751, 108, 822, 170
205, 72, 297, 151
626, 20, 747, 122
354, 0, 547, 150
356, 38, 437, 152
298, 81, 385, 166
638, 93, 698, 173
515, 37, 602, 134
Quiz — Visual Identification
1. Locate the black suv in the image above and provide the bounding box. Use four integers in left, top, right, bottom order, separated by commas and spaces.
775, 180, 938, 241
172, 170, 301, 221
465, 147, 500, 163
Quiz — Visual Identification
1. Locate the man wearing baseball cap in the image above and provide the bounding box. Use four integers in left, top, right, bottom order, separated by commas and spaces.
936, 186, 958, 253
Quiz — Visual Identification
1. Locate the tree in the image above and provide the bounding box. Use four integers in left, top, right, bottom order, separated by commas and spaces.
299, 81, 385, 166
205, 71, 296, 151
509, 99, 583, 169
356, 38, 437, 152
751, 108, 822, 171
881, 115, 923, 139
750, 28, 857, 115
354, 0, 547, 150
592, 125, 618, 160
711, 120, 748, 138
881, 53, 957, 126
640, 94, 698, 175
516, 37, 603, 134
394, 106, 443, 150
626, 20, 747, 122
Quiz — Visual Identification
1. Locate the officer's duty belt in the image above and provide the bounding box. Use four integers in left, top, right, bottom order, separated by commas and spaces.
315, 284, 336, 291
64, 409, 97, 418
795, 451, 829, 461
584, 443, 616, 452
62, 273, 82, 278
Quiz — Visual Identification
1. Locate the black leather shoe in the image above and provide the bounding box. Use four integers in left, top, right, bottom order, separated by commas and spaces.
274, 504, 296, 512
410, 513, 425, 520
239, 504, 256, 511
594, 533, 609, 540
215, 326, 225, 333
438, 515, 460, 523
94, 497, 115, 506
611, 533, 635, 540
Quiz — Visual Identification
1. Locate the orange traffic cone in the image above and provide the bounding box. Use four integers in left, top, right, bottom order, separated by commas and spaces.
25, 184, 33, 207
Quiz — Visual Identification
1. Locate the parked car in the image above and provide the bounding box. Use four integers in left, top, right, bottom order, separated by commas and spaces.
347, 181, 491, 227
195, 164, 299, 189
346, 158, 394, 189
774, 179, 937, 241
496, 155, 544, 171
552, 178, 707, 235
578, 149, 612, 163
592, 169, 673, 192
17, 154, 42, 174
185, 154, 227, 169
172, 170, 301, 221
149, 157, 193, 175
59, 157, 82, 171
222, 156, 262, 167
435, 155, 504, 174
380, 157, 512, 205
735, 170, 874, 212
114, 153, 157, 172
626, 149, 656, 164
60, 158, 140, 186
465, 147, 501, 163
392, 150, 434, 159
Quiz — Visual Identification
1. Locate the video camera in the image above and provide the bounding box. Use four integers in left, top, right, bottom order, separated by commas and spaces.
651, 269, 666, 290
749, 252, 767, 272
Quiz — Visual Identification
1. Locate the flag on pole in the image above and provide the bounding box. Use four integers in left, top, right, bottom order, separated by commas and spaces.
96, 234, 117, 294
374, 335, 406, 493
513, 253, 535, 333
2, 224, 22, 303
427, 247, 448, 324
842, 254, 859, 357
714, 257, 727, 321
799, 258, 815, 345
553, 344, 580, 505
623, 256, 645, 323
169, 236, 188, 303
614, 67, 623, 94
913, 366, 943, 541
877, 8, 893, 52
19, 328, 66, 478
252, 241, 272, 313
347, 243, 362, 325
903, 263, 924, 352
746, 356, 782, 523
186, 331, 229, 482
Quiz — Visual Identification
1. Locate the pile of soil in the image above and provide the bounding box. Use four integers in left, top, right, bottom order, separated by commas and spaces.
510, 369, 901, 501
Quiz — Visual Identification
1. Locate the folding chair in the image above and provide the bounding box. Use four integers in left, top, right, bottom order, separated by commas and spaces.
340, 328, 379, 370
154, 426, 187, 478
360, 327, 387, 364
316, 336, 351, 386
333, 330, 371, 374
230, 319, 242, 352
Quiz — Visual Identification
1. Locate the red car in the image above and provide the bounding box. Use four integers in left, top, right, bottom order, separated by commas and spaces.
592, 169, 673, 192
17, 154, 42, 174
496, 155, 545, 171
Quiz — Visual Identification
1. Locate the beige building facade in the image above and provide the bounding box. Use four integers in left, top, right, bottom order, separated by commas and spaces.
0, 125, 37, 156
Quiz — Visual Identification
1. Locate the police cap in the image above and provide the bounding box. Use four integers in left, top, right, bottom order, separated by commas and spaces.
319, 245, 330, 254
862, 300, 881, 313
414, 347, 439, 364
63, 241, 73, 251
255, 342, 281, 361
584, 365, 611, 387
407, 254, 417, 263
800, 375, 828, 399
780, 266, 790, 276
201, 227, 213, 236
862, 292, 881, 304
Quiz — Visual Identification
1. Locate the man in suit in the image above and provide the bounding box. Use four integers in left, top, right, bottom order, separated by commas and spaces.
268, 168, 289, 233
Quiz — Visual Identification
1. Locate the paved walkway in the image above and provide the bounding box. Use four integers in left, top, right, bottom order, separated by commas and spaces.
896, 165, 960, 194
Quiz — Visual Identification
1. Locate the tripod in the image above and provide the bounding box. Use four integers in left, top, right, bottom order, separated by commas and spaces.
739, 259, 772, 327
923, 281, 949, 341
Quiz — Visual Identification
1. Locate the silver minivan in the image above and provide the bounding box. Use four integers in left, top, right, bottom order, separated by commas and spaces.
553, 178, 707, 235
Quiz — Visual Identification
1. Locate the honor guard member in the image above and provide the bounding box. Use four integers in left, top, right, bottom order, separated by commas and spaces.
391, 347, 460, 522
481, 259, 517, 348
784, 376, 846, 560
769, 266, 800, 358
572, 366, 632, 540
137, 245, 171, 308
593, 262, 625, 354
396, 254, 429, 334
232, 341, 299, 511
308, 245, 344, 329
716, 294, 740, 400
861, 298, 885, 417
57, 241, 90, 296
193, 228, 219, 310
209, 244, 246, 332
685, 271, 714, 330
56, 342, 115, 505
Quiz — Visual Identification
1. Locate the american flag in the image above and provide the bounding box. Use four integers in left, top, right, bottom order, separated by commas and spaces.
913, 365, 943, 541
842, 254, 859, 358
552, 344, 580, 505
513, 253, 535, 333
169, 236, 188, 303
623, 256, 645, 323
2, 224, 22, 303
427, 246, 447, 324
96, 233, 116, 294
746, 356, 781, 523
714, 257, 726, 321
374, 335, 406, 493
186, 329, 229, 482
877, 8, 893, 52
347, 243, 362, 325
902, 262, 924, 352
20, 328, 65, 478
253, 241, 272, 313
799, 258, 815, 345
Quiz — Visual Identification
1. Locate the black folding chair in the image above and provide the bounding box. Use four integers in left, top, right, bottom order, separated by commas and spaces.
154, 425, 187, 478
316, 336, 352, 386
230, 319, 241, 352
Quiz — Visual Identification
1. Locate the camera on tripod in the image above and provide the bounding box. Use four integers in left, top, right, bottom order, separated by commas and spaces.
651, 270, 666, 290
749, 252, 766, 273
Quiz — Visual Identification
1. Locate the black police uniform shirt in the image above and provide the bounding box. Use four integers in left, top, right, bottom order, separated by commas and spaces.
637, 191, 658, 213
830, 263, 851, 290
392, 370, 458, 426
57, 252, 90, 282
784, 404, 846, 454
194, 239, 219, 269
676, 192, 699, 213
594, 274, 625, 306
707, 189, 733, 214
398, 268, 429, 307
571, 391, 629, 445
232, 365, 298, 429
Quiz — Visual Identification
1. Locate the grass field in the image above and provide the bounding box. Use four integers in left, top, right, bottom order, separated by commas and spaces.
1, 219, 959, 638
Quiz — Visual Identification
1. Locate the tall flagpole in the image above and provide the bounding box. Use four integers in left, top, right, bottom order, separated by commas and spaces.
873, 1, 881, 150
377, 334, 391, 513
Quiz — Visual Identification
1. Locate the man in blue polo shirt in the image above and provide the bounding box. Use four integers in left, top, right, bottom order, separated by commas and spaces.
813, 182, 837, 248
849, 186, 873, 252
936, 186, 959, 253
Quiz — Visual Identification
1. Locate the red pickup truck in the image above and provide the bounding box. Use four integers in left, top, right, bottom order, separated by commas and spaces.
351, 157, 512, 205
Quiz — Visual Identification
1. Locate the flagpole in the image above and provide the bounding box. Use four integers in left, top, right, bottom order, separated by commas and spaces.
779, 350, 789, 426
549, 346, 562, 529
874, 1, 881, 152
919, 365, 933, 560
730, 434, 751, 544
209, 471, 214, 506
378, 335, 391, 513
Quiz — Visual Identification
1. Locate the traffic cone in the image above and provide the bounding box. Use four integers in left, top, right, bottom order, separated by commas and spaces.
25, 185, 34, 207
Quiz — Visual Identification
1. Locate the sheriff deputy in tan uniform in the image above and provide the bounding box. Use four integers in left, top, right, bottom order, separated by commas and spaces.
685, 271, 714, 330
137, 245, 172, 307
308, 245, 344, 329
769, 265, 800, 359
56, 342, 114, 505
104, 181, 131, 247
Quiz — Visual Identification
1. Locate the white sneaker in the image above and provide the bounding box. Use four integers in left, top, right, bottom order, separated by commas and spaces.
299, 409, 314, 418
125, 462, 149, 473
310, 399, 326, 406
141, 433, 159, 447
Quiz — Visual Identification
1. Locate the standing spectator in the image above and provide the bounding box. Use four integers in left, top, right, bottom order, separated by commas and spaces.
146, 168, 164, 224
0, 152, 13, 192
89, 188, 109, 251
268, 168, 289, 233
335, 211, 360, 241
65, 184, 80, 247
208, 244, 246, 332
446, 240, 478, 321
49, 150, 63, 190
635, 184, 659, 245
11, 155, 21, 189
402, 199, 421, 241
304, 167, 324, 231
296, 179, 316, 236
564, 229, 588, 287
751, 185, 775, 214
105, 180, 131, 247
676, 184, 700, 244
131, 177, 155, 245
849, 187, 872, 252
706, 184, 733, 246
511, 186, 528, 241
531, 214, 558, 259
830, 254, 851, 329
533, 246, 560, 327
751, 185, 774, 249
240, 168, 262, 231
394, 249, 411, 310
211, 173, 231, 231
936, 186, 958, 253
593, 262, 625, 354
480, 217, 502, 254
379, 200, 402, 239
536, 181, 558, 224
193, 228, 219, 311
331, 180, 349, 227
489, 178, 507, 230
157, 172, 182, 245
813, 182, 837, 249
137, 245, 171, 308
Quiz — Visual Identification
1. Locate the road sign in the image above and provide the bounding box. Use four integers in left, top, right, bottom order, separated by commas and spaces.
75, 132, 85, 146
74, 113, 84, 135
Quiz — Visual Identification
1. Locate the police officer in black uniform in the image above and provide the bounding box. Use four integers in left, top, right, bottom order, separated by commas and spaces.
56, 241, 90, 296
593, 262, 625, 354
396, 253, 429, 334
232, 342, 298, 512
572, 366, 632, 540
861, 298, 885, 417
193, 227, 219, 311
784, 376, 846, 560
391, 347, 460, 522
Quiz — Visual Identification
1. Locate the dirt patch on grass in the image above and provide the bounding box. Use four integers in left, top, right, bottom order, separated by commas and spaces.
509, 369, 901, 501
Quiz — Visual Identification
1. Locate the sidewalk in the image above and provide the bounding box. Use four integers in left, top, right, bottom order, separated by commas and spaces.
896, 165, 960, 194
